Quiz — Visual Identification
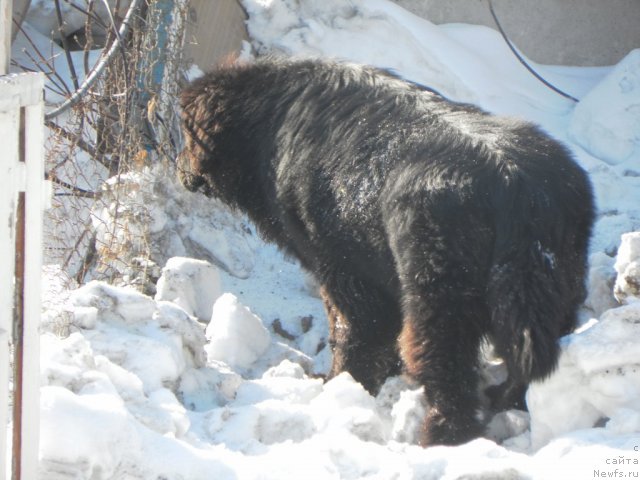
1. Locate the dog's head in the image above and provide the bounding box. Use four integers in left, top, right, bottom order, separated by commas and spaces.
177, 81, 214, 196
177, 73, 230, 197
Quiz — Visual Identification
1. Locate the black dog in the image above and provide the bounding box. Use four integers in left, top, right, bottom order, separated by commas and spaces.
178, 58, 594, 446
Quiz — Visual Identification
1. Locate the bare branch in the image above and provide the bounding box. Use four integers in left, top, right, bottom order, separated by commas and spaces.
54, 0, 80, 90
45, 0, 144, 120
62, 0, 110, 31
46, 172, 98, 198
12, 18, 72, 95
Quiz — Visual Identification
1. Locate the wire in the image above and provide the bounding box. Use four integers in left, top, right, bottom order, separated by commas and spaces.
488, 0, 579, 103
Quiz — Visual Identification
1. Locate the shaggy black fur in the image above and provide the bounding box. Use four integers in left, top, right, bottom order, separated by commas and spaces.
178, 58, 594, 446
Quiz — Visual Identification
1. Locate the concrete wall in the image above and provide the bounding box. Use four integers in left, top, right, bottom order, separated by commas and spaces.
390, 0, 639, 66
184, 0, 248, 72
185, 0, 639, 68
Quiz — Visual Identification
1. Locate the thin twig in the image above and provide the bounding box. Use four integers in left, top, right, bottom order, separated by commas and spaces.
12, 18, 72, 95
99, 0, 130, 83
17, 51, 69, 97
45, 119, 115, 171
83, 0, 96, 76
62, 0, 110, 31
54, 0, 80, 90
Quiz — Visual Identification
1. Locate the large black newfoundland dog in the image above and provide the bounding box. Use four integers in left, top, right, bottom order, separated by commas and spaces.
178, 58, 594, 446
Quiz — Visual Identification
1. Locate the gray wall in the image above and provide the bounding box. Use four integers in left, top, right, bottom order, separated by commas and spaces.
185, 0, 248, 72
390, 0, 640, 66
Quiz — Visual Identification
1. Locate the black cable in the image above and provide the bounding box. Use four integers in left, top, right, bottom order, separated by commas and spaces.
488, 0, 579, 103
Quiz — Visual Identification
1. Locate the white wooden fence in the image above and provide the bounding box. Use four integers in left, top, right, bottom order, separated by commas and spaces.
0, 72, 46, 480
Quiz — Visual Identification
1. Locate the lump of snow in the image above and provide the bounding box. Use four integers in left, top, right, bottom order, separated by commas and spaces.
310, 372, 385, 443
155, 256, 222, 320
390, 387, 427, 444
234, 367, 323, 406
255, 401, 316, 445
375, 376, 426, 444
584, 252, 618, 317
207, 400, 316, 448
39, 386, 140, 479
154, 169, 257, 280
70, 281, 156, 325
179, 363, 243, 411
263, 359, 306, 379
614, 231, 640, 303
206, 293, 271, 369
59, 281, 210, 393
147, 388, 191, 437
185, 220, 256, 279
528, 302, 640, 449
606, 408, 640, 435
40, 332, 101, 392
486, 410, 531, 445
569, 49, 640, 166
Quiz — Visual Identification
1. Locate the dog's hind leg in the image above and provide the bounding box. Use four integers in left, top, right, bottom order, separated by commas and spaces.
386, 190, 494, 446
319, 276, 403, 395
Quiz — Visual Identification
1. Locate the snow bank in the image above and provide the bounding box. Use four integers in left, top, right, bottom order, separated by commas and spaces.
91, 165, 257, 287
569, 49, 640, 166
39, 279, 207, 477
39, 234, 640, 479
528, 233, 640, 449
38, 267, 452, 479
528, 303, 640, 449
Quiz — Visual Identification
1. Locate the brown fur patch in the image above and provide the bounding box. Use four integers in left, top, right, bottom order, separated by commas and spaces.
398, 317, 427, 379
319, 286, 351, 377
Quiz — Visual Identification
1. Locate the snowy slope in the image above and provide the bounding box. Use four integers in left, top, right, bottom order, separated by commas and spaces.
31, 0, 640, 479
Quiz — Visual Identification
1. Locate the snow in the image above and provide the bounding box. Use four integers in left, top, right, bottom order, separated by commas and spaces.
10, 0, 640, 478
614, 232, 640, 303
569, 50, 640, 166
527, 302, 640, 449
155, 257, 223, 321
206, 293, 271, 370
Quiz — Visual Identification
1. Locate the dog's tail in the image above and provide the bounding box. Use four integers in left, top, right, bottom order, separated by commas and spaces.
485, 149, 593, 384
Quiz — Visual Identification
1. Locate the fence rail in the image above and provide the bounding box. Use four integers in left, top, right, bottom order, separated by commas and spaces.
0, 71, 47, 480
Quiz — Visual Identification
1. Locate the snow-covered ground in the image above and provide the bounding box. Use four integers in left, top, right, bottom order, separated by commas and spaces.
17, 0, 640, 478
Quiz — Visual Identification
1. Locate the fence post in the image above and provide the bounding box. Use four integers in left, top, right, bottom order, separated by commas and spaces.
0, 88, 19, 480
0, 72, 46, 480
19, 73, 45, 480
